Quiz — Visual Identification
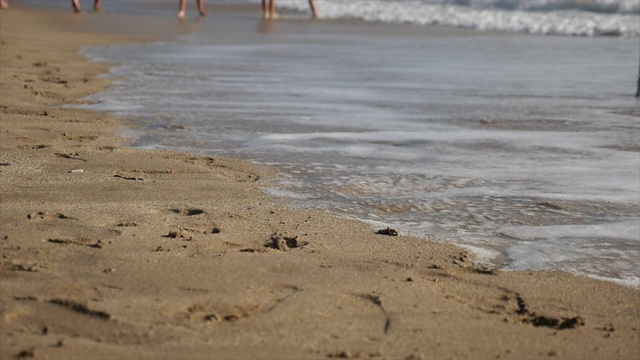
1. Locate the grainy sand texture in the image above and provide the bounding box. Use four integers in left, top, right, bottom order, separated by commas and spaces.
1, 5, 639, 360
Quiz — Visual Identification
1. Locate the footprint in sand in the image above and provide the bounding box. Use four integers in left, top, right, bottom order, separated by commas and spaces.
47, 237, 103, 249
17, 144, 49, 150
429, 275, 585, 330
170, 208, 205, 216
2, 108, 48, 117
265, 232, 308, 252
62, 134, 98, 142
113, 173, 144, 181
173, 285, 300, 325
40, 76, 68, 84
55, 152, 86, 161
27, 212, 76, 220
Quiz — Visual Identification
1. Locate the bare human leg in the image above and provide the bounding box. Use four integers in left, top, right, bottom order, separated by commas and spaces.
177, 0, 186, 19
197, 0, 207, 17
308, 0, 317, 18
178, 0, 206, 19
268, 0, 275, 19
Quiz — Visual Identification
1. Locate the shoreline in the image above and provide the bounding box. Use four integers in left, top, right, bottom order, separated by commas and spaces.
1, 5, 639, 360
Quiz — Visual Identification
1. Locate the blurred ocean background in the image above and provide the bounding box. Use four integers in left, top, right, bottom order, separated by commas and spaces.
22, 0, 639, 287
18, 0, 640, 37
280, 0, 640, 36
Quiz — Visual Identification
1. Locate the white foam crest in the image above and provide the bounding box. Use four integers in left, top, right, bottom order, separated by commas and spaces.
72, 99, 142, 112
241, 127, 639, 203
584, 274, 640, 289
501, 221, 640, 287
278, 0, 639, 36
265, 188, 310, 199
457, 244, 502, 264
500, 221, 640, 242
244, 128, 600, 147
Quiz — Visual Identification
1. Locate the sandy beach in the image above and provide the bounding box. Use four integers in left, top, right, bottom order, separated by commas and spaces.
1, 4, 639, 360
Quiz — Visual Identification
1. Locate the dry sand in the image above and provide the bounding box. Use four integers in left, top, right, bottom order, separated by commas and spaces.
1, 5, 639, 360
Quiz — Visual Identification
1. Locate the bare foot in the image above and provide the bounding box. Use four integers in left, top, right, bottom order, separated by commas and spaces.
72, 0, 81, 13
199, 10, 207, 17
177, 10, 185, 19
0, 0, 9, 10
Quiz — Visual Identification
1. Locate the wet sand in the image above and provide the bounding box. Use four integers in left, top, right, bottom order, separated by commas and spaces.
1, 5, 639, 360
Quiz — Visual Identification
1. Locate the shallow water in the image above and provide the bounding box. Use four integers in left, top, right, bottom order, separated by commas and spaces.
72, 4, 640, 287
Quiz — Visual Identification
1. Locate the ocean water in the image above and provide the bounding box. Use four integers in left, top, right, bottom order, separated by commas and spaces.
281, 0, 640, 37
18, 0, 640, 36
72, 1, 639, 287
